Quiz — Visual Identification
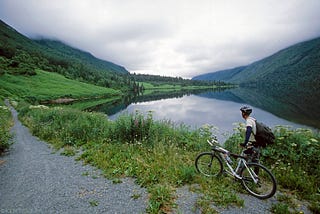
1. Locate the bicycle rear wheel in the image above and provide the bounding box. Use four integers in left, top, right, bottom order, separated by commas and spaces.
240, 162, 277, 199
195, 152, 223, 177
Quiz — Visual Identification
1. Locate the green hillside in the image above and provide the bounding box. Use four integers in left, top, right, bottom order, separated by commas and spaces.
0, 19, 221, 96
193, 37, 320, 126
193, 66, 247, 82
232, 38, 320, 86
193, 37, 320, 87
0, 19, 132, 91
0, 69, 122, 103
34, 39, 128, 74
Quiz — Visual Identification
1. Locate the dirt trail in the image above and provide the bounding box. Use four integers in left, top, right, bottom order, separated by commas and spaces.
0, 101, 312, 214
0, 101, 148, 213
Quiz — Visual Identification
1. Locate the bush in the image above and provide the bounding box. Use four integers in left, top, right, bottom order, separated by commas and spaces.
20, 106, 111, 148
0, 105, 13, 154
262, 126, 320, 197
224, 124, 320, 211
19, 105, 320, 213
0, 67, 5, 76
111, 110, 153, 144
110, 110, 206, 151
19, 105, 211, 213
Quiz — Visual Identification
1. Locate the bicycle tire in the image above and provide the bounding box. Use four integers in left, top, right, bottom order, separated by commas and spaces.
195, 152, 223, 177
240, 162, 277, 199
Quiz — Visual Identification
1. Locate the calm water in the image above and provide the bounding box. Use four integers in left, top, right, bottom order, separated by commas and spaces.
89, 88, 317, 142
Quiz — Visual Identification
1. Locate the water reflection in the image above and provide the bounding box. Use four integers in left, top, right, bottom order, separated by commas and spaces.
110, 94, 312, 140
88, 88, 224, 116
87, 87, 318, 141
200, 87, 320, 129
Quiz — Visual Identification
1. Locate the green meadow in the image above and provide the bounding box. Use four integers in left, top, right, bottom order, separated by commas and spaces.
14, 105, 320, 213
0, 70, 122, 102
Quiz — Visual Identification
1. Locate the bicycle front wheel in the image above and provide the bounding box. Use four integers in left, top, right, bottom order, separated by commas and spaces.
240, 162, 277, 199
195, 152, 223, 177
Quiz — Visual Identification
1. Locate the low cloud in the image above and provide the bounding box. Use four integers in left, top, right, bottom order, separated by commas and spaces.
1, 0, 320, 78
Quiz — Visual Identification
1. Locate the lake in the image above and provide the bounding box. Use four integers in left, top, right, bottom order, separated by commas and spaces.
88, 88, 319, 142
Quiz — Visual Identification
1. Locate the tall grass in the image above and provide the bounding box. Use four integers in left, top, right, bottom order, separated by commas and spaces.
19, 104, 241, 212
224, 124, 320, 212
18, 103, 320, 213
19, 105, 111, 148
0, 103, 13, 154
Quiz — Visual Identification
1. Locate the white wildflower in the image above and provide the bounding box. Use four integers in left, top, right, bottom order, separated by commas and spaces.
29, 105, 49, 109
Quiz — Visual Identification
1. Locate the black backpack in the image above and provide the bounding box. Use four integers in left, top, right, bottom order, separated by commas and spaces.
253, 121, 275, 147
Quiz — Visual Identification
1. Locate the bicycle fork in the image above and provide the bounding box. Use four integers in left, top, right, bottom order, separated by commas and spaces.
242, 161, 259, 184
220, 154, 242, 179
231, 159, 259, 183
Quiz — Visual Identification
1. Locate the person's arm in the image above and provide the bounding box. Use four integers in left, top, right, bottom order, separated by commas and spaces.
240, 126, 252, 147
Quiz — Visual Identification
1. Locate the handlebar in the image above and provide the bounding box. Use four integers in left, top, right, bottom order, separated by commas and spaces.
207, 139, 217, 146
207, 139, 247, 159
207, 139, 229, 153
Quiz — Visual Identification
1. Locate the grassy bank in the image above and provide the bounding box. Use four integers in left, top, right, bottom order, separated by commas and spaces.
224, 123, 320, 213
0, 70, 122, 103
18, 104, 242, 212
0, 100, 13, 154
140, 81, 234, 95
16, 103, 320, 213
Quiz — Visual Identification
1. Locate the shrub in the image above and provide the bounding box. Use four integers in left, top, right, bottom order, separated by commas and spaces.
110, 110, 205, 151
20, 106, 111, 148
0, 105, 13, 154
111, 110, 153, 144
224, 124, 320, 209
19, 105, 320, 213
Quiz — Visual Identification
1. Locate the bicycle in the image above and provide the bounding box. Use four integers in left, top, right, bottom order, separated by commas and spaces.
195, 138, 277, 199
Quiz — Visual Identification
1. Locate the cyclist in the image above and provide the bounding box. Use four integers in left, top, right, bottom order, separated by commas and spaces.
239, 106, 260, 163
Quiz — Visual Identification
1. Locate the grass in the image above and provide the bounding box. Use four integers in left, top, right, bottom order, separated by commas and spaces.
0, 70, 122, 103
139, 81, 219, 92
6, 102, 320, 213
62, 97, 122, 111
89, 200, 99, 207
18, 104, 240, 213
225, 123, 320, 213
0, 102, 13, 154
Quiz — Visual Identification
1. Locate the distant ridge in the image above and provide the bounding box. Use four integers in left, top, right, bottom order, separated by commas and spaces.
0, 19, 128, 75
34, 39, 128, 74
192, 66, 247, 82
193, 37, 320, 128
192, 37, 320, 88
0, 19, 131, 90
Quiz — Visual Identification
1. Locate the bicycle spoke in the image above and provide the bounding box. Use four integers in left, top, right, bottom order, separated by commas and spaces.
195, 152, 223, 177
241, 163, 277, 199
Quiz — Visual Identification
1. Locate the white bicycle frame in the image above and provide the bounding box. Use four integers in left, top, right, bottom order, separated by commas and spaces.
207, 139, 259, 183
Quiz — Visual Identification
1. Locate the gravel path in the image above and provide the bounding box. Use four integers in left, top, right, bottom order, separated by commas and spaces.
0, 101, 312, 214
0, 102, 148, 214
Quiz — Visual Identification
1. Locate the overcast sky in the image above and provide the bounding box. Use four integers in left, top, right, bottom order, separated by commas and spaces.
1, 0, 320, 78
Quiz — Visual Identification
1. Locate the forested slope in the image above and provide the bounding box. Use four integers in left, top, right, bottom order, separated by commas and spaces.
193, 37, 320, 89
0, 19, 131, 91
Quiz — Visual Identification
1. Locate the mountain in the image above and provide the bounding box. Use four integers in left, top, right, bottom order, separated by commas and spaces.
193, 38, 320, 128
0, 19, 128, 74
192, 66, 247, 82
34, 39, 128, 74
0, 19, 130, 90
192, 37, 320, 88
196, 88, 320, 129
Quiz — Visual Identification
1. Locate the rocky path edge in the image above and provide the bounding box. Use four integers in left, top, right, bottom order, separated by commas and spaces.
0, 100, 312, 214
